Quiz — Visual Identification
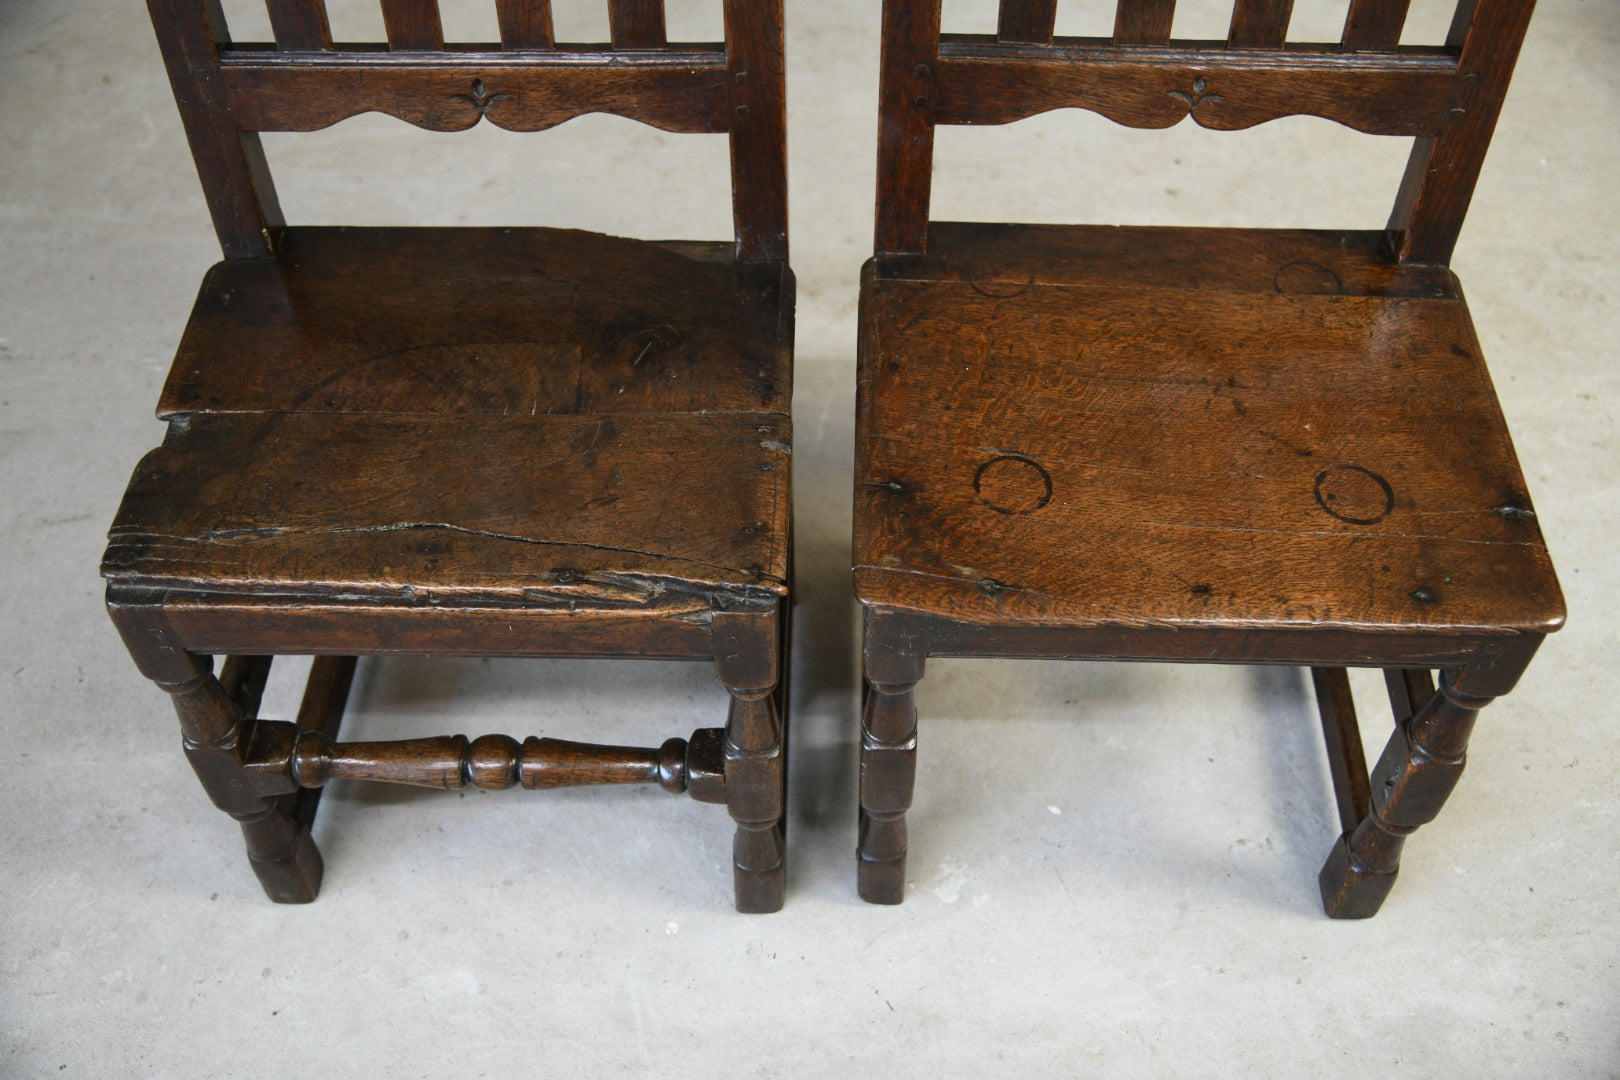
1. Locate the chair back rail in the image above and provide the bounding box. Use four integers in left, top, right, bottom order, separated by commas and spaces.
875, 0, 1535, 264
150, 0, 786, 262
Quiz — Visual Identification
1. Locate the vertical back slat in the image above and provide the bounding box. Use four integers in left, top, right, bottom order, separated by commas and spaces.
998, 0, 1059, 43
724, 0, 788, 262
495, 0, 554, 48
1341, 0, 1412, 49
380, 0, 443, 49
150, 0, 283, 257
1391, 0, 1536, 263
874, 0, 941, 254
1113, 0, 1176, 44
267, 0, 332, 49
608, 0, 667, 48
1227, 0, 1295, 46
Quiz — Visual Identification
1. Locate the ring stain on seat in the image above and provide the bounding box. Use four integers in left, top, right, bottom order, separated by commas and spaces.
974, 454, 1052, 515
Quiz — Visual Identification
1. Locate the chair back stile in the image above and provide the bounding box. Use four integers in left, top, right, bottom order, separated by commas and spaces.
148, 0, 787, 263
874, 0, 1536, 264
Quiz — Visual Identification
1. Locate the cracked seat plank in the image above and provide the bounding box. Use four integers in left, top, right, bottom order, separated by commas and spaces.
105, 226, 791, 608
854, 223, 1563, 634
106, 410, 788, 604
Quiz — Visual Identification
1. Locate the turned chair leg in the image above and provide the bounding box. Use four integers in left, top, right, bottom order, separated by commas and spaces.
715, 608, 785, 913
858, 678, 918, 903
165, 659, 324, 902
108, 597, 323, 902
1319, 668, 1498, 918
724, 686, 785, 913
858, 610, 925, 904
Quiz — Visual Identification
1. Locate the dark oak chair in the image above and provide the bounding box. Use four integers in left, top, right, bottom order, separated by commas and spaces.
855, 0, 1563, 915
103, 0, 792, 912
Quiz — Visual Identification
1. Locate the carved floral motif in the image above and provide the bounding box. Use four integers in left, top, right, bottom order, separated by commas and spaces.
450, 78, 510, 122
1168, 75, 1223, 114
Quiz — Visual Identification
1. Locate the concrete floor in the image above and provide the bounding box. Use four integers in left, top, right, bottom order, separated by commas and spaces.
3, 0, 1617, 1074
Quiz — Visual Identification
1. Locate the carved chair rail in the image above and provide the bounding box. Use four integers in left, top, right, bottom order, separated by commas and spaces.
218, 45, 736, 134
151, 0, 788, 262
931, 39, 1461, 134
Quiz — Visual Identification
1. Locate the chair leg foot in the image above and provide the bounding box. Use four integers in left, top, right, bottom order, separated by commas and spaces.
1318, 832, 1398, 919
246, 818, 324, 904
857, 844, 906, 905
733, 820, 786, 914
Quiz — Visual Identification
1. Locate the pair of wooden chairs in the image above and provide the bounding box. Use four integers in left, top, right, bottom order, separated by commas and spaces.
106, 0, 1562, 917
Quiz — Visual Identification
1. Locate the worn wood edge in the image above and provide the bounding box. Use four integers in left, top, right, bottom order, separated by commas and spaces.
871, 262, 1457, 299
854, 602, 1555, 663
103, 583, 758, 660
851, 574, 1565, 637
104, 415, 793, 599
866, 225, 1460, 297
102, 564, 789, 606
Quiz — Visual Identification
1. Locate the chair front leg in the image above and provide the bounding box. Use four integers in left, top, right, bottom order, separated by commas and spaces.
167, 661, 325, 902
715, 608, 785, 913
109, 595, 322, 902
1319, 643, 1538, 918
858, 678, 918, 903
858, 609, 926, 904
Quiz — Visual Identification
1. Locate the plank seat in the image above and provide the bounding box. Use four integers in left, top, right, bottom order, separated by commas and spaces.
856, 223, 1560, 635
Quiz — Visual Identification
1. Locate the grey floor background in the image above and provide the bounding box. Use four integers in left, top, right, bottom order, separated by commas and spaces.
3, 0, 1617, 1075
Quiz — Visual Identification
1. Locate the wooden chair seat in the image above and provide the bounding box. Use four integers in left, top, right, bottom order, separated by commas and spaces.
153, 228, 792, 420
855, 223, 1560, 636
107, 228, 791, 610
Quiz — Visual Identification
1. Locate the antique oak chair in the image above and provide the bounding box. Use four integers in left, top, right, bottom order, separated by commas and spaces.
855, 0, 1563, 914
103, 0, 792, 912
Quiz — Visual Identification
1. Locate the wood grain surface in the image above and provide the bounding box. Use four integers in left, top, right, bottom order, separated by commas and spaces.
158, 228, 791, 418
855, 224, 1562, 634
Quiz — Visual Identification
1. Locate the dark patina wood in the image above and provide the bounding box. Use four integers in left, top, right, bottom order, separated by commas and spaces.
997, 0, 1059, 44
495, 0, 554, 50
855, 0, 1562, 915
1114, 0, 1176, 47
107, 0, 791, 912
